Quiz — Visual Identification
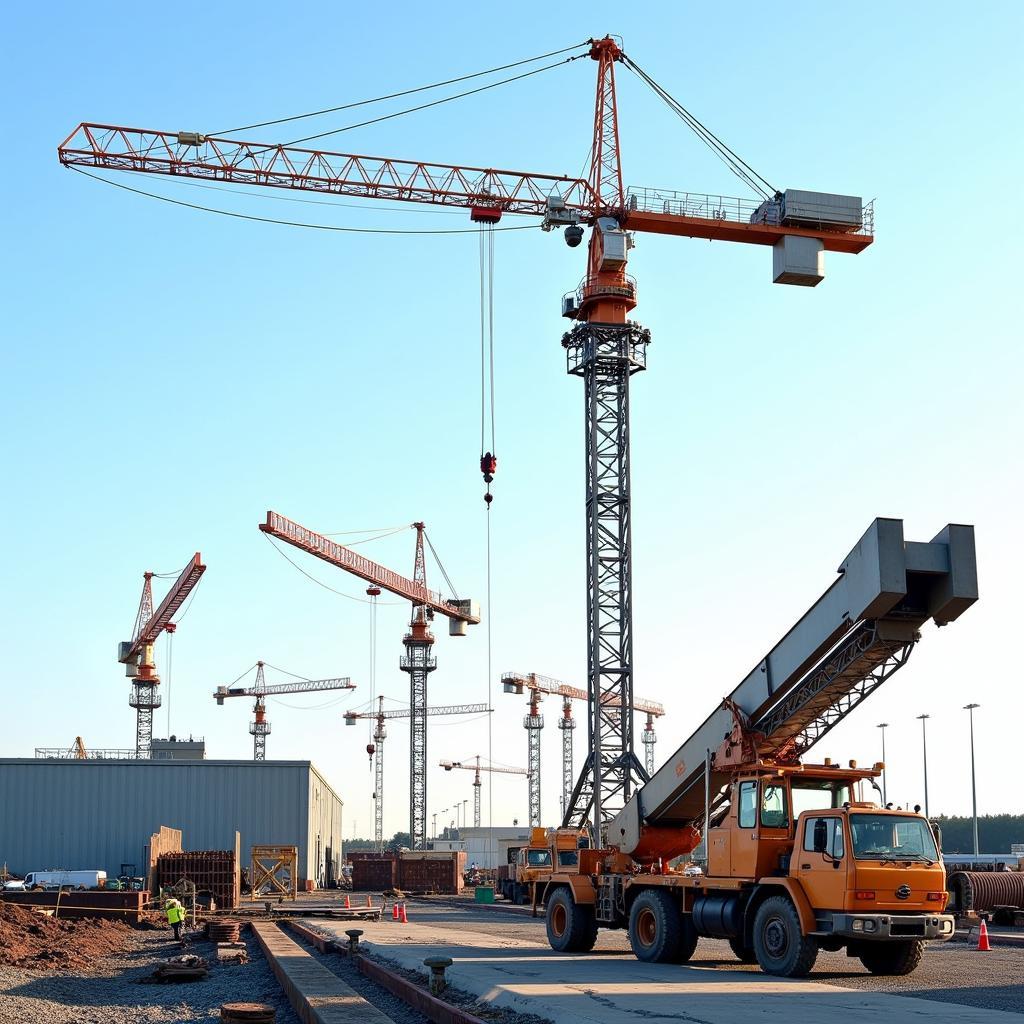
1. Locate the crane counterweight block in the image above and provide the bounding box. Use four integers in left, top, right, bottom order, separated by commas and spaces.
609, 518, 977, 859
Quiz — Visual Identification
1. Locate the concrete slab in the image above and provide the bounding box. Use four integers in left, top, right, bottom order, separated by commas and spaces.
315, 917, 1024, 1024
252, 921, 394, 1024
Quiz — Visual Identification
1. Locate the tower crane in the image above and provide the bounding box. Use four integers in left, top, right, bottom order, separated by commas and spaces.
118, 554, 206, 758
345, 699, 491, 850
213, 661, 357, 760
61, 36, 873, 836
440, 757, 530, 829
501, 671, 664, 825
257, 512, 479, 850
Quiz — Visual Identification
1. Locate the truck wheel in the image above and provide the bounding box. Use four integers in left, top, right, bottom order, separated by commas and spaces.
859, 940, 924, 976
629, 890, 688, 964
752, 896, 818, 978
728, 936, 757, 964
546, 888, 597, 953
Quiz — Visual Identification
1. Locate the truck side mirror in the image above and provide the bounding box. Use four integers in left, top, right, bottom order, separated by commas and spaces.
813, 818, 829, 854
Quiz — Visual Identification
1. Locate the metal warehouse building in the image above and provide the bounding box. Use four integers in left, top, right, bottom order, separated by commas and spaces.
0, 759, 343, 886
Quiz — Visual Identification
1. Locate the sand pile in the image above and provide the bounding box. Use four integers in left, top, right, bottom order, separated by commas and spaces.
0, 902, 133, 970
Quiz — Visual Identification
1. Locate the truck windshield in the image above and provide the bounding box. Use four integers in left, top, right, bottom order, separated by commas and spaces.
850, 814, 938, 861
557, 851, 578, 867
526, 850, 552, 867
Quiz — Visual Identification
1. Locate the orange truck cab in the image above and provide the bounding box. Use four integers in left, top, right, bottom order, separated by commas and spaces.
500, 827, 590, 905
540, 762, 952, 978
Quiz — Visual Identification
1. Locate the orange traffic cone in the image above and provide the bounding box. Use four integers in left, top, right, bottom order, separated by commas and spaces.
399, 902, 408, 924
392, 902, 400, 921
978, 918, 991, 951
344, 895, 351, 909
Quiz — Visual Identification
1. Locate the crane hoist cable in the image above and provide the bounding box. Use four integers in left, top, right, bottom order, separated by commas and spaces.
212, 41, 591, 135
621, 55, 778, 200
478, 223, 497, 504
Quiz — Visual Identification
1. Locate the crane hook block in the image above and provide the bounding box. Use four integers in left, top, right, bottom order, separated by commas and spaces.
480, 452, 497, 483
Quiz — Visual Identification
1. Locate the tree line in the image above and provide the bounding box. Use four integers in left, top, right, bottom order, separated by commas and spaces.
934, 814, 1023, 854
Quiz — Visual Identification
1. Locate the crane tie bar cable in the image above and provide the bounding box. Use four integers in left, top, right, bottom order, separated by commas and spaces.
621, 55, 778, 200
212, 41, 592, 135
244, 54, 589, 152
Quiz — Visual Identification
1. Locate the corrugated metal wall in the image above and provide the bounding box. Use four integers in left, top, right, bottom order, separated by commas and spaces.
0, 759, 343, 884
306, 764, 343, 887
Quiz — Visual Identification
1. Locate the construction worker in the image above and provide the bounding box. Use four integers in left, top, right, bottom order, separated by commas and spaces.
164, 896, 185, 941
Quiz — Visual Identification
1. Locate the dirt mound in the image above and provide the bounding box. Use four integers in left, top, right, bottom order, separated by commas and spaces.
0, 902, 133, 971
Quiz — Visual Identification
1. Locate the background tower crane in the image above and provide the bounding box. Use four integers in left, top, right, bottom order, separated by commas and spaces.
502, 670, 664, 826
118, 554, 205, 758
641, 711, 657, 777
344, 700, 489, 849
523, 692, 544, 826
213, 661, 356, 760
63, 36, 872, 836
439, 757, 530, 828
259, 512, 479, 850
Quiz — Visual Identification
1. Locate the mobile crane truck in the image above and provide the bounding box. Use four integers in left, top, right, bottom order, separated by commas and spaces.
540, 519, 977, 978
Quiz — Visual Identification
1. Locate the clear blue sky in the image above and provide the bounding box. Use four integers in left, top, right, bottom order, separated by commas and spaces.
2, 2, 1021, 840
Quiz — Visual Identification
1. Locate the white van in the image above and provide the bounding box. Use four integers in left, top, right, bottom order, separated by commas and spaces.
23, 870, 107, 889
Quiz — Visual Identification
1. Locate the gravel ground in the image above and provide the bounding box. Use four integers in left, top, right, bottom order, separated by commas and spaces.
399, 899, 1024, 1016
0, 925, 299, 1024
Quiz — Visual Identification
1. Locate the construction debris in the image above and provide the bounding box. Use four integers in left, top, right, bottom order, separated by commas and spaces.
147, 952, 209, 982
0, 901, 132, 970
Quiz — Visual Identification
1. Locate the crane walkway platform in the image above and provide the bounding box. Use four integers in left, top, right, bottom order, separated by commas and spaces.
251, 920, 393, 1024
313, 915, 1022, 1024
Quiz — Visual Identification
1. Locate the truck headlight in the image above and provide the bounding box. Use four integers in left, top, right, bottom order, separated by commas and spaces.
852, 920, 864, 931
863, 920, 878, 933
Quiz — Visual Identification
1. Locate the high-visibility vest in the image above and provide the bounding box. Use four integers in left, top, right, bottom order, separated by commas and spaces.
166, 903, 184, 924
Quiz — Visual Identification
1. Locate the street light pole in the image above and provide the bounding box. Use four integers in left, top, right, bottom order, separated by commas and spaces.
432, 812, 437, 840
917, 714, 931, 819
964, 703, 980, 856
877, 723, 889, 805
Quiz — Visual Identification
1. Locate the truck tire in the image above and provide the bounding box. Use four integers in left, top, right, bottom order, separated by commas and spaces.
859, 940, 924, 976
628, 890, 692, 964
752, 896, 818, 978
546, 888, 598, 953
728, 936, 757, 964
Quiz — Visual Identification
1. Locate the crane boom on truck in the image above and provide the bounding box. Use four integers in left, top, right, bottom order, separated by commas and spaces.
537, 518, 977, 979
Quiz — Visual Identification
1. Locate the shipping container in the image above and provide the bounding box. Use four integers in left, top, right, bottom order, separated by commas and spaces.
398, 851, 465, 894
352, 856, 398, 891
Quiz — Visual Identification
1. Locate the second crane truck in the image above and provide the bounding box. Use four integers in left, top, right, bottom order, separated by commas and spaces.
537, 519, 977, 978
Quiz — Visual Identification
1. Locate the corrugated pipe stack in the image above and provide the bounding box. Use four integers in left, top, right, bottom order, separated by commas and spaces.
948, 871, 1024, 914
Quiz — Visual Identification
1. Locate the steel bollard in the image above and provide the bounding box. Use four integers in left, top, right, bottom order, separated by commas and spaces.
423, 955, 453, 995
345, 928, 364, 954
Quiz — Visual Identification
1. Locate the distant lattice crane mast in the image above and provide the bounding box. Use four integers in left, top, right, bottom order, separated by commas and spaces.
502, 671, 664, 826
440, 757, 530, 828
642, 711, 657, 776
212, 661, 356, 760
345, 701, 490, 847
119, 554, 206, 759
557, 698, 575, 818
524, 693, 544, 826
